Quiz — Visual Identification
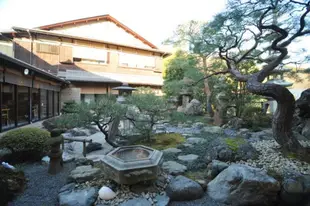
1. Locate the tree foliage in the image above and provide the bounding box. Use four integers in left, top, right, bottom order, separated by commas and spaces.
126, 88, 171, 141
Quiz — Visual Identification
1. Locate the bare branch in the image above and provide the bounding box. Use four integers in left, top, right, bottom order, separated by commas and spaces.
193, 70, 230, 85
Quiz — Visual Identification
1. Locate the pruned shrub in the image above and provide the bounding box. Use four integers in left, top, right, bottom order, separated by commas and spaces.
42, 114, 81, 132
61, 100, 78, 114
0, 127, 51, 163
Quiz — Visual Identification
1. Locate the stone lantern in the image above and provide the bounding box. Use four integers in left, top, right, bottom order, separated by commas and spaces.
47, 129, 64, 174
109, 83, 136, 144
112, 83, 136, 104
177, 77, 194, 111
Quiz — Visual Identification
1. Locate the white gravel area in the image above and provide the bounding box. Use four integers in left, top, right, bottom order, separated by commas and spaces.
236, 140, 310, 175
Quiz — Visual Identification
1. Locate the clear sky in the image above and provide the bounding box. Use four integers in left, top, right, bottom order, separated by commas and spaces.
0, 0, 227, 49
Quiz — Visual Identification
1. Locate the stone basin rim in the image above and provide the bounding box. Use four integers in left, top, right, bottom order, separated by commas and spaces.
101, 145, 163, 171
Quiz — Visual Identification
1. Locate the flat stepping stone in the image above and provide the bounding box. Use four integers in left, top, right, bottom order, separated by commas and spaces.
68, 165, 101, 183
162, 148, 182, 155
119, 197, 151, 206
178, 154, 199, 163
182, 143, 194, 148
162, 161, 187, 175
187, 138, 205, 144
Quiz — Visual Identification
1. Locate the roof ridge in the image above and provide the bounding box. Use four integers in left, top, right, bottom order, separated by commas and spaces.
36, 14, 158, 49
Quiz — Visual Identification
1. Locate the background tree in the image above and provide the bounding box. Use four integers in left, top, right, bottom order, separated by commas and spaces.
203, 0, 310, 153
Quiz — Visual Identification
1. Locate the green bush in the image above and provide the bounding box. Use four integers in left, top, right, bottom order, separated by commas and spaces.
61, 100, 78, 114
241, 106, 272, 130
42, 114, 81, 131
0, 127, 51, 163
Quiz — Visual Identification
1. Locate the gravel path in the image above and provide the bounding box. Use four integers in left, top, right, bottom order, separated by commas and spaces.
11, 162, 75, 206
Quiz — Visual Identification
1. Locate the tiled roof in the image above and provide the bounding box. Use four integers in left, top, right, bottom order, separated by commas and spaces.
58, 70, 163, 86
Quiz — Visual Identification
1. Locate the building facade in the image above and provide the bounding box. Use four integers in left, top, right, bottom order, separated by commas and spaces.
0, 52, 67, 132
0, 14, 169, 105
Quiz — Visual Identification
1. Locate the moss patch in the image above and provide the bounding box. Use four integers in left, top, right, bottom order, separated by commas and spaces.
224, 137, 246, 152
184, 169, 208, 180
137, 133, 185, 150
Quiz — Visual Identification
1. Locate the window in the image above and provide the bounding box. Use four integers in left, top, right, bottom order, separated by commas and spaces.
36, 43, 59, 54
2, 83, 16, 129
118, 53, 155, 69
32, 88, 40, 121
73, 46, 107, 63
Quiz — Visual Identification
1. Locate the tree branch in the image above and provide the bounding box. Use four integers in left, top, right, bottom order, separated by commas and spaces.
193, 70, 230, 85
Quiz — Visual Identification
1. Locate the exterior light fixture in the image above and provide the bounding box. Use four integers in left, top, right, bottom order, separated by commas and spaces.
24, 68, 29, 75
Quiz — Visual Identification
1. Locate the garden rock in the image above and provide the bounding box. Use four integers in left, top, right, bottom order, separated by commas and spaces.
207, 164, 280, 206
68, 128, 92, 136
75, 157, 94, 167
280, 174, 310, 205
86, 142, 102, 154
178, 154, 199, 163
162, 148, 182, 155
186, 137, 205, 144
251, 131, 273, 140
302, 119, 310, 138
204, 137, 258, 163
226, 117, 244, 129
192, 122, 205, 129
119, 197, 151, 206
204, 126, 223, 134
58, 184, 97, 206
166, 175, 204, 201
155, 193, 170, 206
162, 161, 187, 175
68, 165, 101, 183
184, 99, 203, 115
209, 160, 229, 179
86, 154, 106, 163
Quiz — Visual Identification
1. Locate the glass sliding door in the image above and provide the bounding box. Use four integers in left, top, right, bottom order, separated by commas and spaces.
54, 91, 59, 116
48, 90, 53, 117
2, 83, 15, 130
40, 89, 47, 119
32, 88, 40, 122
17, 86, 29, 126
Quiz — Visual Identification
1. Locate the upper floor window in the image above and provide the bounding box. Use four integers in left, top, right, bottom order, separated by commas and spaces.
73, 46, 108, 64
36, 43, 59, 55
119, 53, 155, 69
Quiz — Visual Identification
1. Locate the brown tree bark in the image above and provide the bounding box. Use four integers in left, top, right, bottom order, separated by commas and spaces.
246, 75, 303, 152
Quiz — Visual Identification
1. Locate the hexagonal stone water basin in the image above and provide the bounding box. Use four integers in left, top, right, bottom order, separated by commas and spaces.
102, 145, 163, 185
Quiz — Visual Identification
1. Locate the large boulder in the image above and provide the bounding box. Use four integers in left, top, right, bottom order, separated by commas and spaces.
204, 137, 258, 163
226, 117, 244, 130
166, 175, 204, 201
207, 164, 280, 206
280, 173, 310, 205
58, 183, 97, 206
184, 99, 203, 115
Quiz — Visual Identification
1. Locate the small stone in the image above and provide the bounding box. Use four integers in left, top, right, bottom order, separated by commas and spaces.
98, 186, 116, 200
162, 148, 182, 155
119, 197, 151, 206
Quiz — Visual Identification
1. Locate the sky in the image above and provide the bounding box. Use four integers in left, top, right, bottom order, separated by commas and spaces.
0, 0, 227, 49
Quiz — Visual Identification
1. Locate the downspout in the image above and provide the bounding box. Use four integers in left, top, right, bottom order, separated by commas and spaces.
27, 30, 33, 123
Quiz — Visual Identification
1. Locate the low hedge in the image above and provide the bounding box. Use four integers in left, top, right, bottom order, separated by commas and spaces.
0, 127, 51, 163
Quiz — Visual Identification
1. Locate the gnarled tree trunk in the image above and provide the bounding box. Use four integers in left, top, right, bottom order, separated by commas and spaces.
246, 76, 303, 152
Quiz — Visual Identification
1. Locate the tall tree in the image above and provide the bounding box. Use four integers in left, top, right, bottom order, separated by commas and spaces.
204, 0, 310, 153
164, 21, 219, 116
